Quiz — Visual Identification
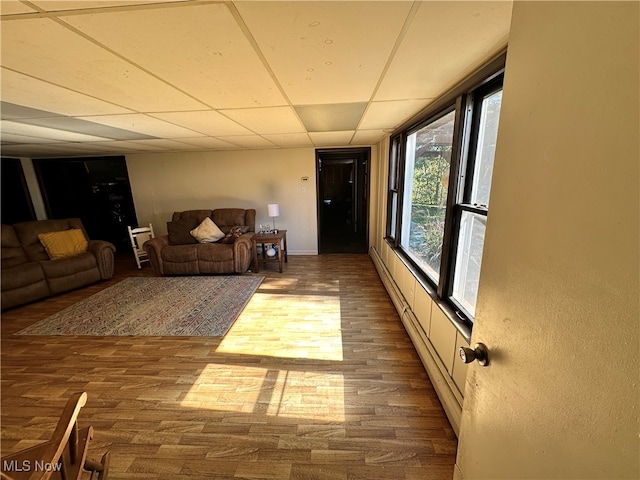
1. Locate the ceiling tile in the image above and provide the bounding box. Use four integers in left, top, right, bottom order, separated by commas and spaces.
150, 110, 252, 137
220, 107, 305, 135
295, 103, 367, 132
376, 1, 511, 101
63, 3, 287, 108
121, 138, 204, 151
76, 114, 202, 138
173, 137, 242, 150
17, 116, 155, 141
236, 1, 414, 105
85, 142, 166, 155
55, 142, 143, 155
1, 132, 64, 144
351, 129, 387, 145
0, 17, 206, 112
308, 131, 355, 146
0, 1, 37, 15
1, 120, 111, 142
262, 133, 313, 148
29, 1, 185, 11
1, 102, 61, 120
79, 140, 167, 152
1, 68, 132, 116
359, 99, 433, 130
0, 1, 514, 156
2, 142, 115, 158
217, 135, 277, 149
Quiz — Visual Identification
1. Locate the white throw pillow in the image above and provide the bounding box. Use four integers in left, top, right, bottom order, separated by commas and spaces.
190, 217, 225, 243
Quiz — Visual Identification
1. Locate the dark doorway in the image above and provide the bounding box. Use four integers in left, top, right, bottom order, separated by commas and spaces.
316, 148, 370, 254
1, 158, 37, 224
33, 156, 138, 251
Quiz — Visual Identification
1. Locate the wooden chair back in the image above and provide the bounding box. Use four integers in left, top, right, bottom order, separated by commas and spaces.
0, 392, 109, 480
127, 224, 155, 269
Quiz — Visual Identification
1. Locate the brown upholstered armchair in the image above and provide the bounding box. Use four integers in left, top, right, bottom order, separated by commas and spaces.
144, 208, 256, 275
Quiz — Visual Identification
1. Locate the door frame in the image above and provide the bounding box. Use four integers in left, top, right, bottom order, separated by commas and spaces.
315, 147, 371, 254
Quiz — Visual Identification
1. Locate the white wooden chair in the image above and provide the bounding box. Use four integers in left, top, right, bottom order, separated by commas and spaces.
0, 392, 110, 480
127, 224, 154, 269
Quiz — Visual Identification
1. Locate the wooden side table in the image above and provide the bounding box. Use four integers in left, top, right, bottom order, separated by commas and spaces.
252, 230, 288, 273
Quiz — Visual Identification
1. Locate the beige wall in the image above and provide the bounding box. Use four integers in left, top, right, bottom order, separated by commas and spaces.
371, 136, 389, 252
455, 1, 639, 478
126, 146, 379, 255
126, 148, 318, 254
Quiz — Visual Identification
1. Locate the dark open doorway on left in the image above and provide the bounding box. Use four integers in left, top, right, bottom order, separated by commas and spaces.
33, 156, 138, 251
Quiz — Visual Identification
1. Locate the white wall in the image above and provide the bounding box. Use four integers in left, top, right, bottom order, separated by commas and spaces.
126, 148, 319, 254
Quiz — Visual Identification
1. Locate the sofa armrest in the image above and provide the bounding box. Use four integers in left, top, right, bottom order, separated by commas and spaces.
144, 236, 169, 275
232, 233, 255, 273
87, 240, 116, 280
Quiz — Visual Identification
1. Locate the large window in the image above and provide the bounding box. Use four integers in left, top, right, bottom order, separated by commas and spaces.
451, 87, 502, 318
387, 59, 504, 328
401, 109, 455, 283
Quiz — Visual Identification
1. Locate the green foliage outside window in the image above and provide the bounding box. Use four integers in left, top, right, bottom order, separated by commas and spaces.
407, 145, 451, 275
389, 62, 505, 325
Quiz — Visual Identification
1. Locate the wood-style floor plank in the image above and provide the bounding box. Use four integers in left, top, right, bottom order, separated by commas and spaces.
1, 253, 457, 479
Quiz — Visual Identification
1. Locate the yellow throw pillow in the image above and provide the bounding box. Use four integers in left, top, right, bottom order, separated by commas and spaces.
38, 229, 89, 260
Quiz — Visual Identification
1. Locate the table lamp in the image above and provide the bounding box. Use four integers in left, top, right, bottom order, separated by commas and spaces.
267, 203, 280, 232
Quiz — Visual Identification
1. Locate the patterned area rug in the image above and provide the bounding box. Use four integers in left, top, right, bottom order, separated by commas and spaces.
16, 276, 264, 337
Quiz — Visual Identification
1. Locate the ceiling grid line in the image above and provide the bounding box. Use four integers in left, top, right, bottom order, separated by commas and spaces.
354, 0, 423, 135
3, 0, 223, 21
49, 15, 213, 112
0, 1, 513, 157
223, 1, 312, 146
1, 65, 138, 115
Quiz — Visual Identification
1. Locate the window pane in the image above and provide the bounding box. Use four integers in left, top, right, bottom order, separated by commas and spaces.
389, 137, 399, 189
471, 90, 502, 207
390, 191, 397, 238
452, 211, 486, 317
401, 110, 455, 282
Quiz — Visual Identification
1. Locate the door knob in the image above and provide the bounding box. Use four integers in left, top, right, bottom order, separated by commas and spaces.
459, 343, 489, 366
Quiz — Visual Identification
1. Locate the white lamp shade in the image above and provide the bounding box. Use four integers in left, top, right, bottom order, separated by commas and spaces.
267, 203, 280, 217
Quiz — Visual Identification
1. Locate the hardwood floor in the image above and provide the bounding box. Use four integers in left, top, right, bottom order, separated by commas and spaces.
1, 253, 457, 479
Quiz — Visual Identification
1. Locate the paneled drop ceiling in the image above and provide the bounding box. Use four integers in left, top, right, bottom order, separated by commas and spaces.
0, 0, 512, 158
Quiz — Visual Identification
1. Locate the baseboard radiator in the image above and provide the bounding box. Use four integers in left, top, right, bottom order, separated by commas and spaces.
369, 246, 463, 436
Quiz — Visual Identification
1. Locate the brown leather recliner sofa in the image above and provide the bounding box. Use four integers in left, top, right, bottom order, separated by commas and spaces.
1, 218, 116, 310
144, 208, 256, 275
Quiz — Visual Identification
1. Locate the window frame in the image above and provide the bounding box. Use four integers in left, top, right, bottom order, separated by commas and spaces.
385, 52, 506, 333
445, 77, 504, 319
399, 105, 459, 286
386, 136, 402, 240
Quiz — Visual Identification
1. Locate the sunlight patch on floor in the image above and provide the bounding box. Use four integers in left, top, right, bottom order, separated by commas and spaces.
217, 293, 344, 361
181, 364, 346, 422
257, 277, 339, 292
258, 277, 299, 290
